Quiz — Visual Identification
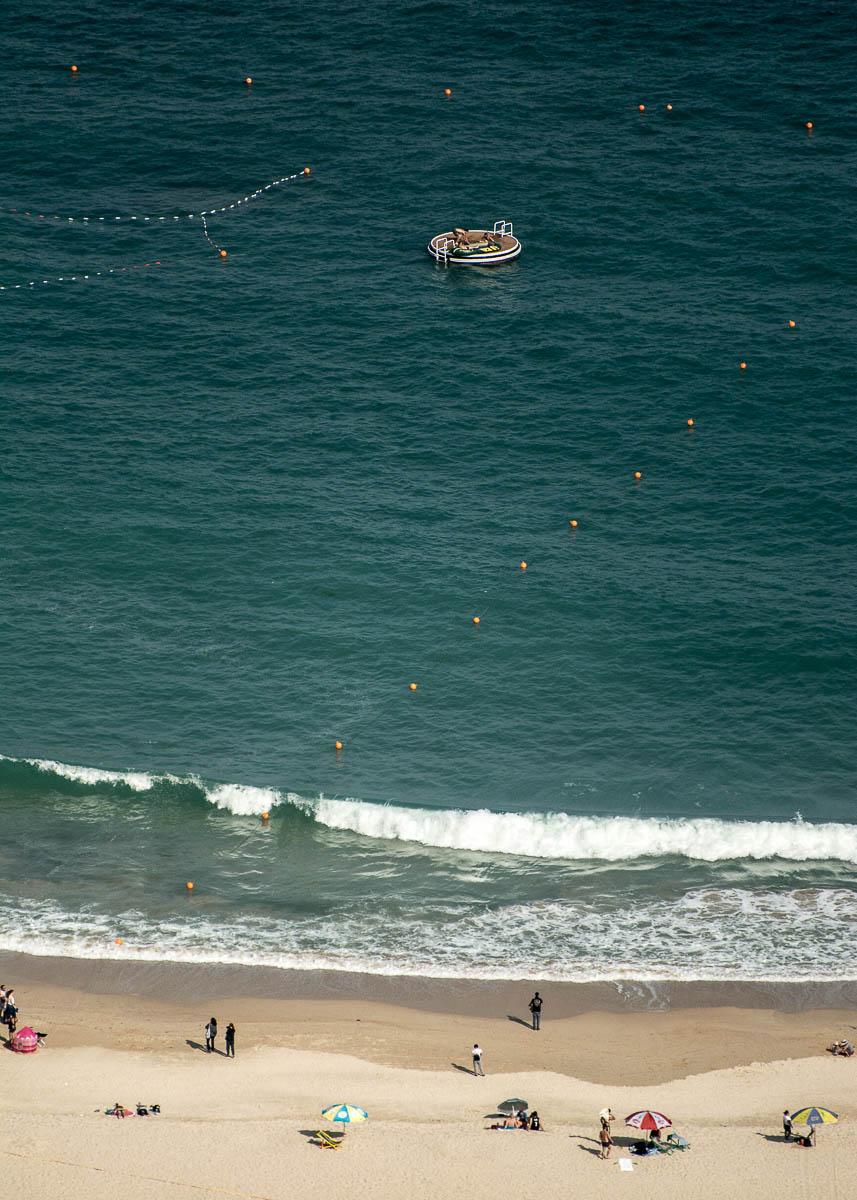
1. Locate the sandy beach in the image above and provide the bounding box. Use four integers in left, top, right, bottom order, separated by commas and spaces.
2, 955, 855, 1199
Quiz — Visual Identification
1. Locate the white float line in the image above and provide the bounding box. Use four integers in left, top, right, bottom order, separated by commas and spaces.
0, 261, 162, 291
5, 173, 305, 224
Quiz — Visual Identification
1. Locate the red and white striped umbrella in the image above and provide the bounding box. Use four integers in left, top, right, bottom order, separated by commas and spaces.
625, 1110, 672, 1131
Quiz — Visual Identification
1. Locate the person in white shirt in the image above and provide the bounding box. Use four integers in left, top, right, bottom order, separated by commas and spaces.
471, 1043, 484, 1076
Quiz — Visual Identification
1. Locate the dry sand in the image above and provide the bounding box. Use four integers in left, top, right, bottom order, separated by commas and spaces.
1, 958, 855, 1199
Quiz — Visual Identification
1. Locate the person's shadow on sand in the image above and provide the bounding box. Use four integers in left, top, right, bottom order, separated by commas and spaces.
506, 1015, 532, 1030
756, 1133, 793, 1144
451, 1062, 478, 1076
186, 1039, 225, 1056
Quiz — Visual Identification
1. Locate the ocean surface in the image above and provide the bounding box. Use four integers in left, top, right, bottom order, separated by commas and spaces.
1, 1, 856, 987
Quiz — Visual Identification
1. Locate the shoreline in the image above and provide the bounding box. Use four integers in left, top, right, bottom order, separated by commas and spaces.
3, 949, 856, 1015
3, 950, 855, 1086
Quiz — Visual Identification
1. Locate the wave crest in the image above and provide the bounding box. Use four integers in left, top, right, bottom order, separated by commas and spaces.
2, 753, 856, 864
307, 797, 857, 864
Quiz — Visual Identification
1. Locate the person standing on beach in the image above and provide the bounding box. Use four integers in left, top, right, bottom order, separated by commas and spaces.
598, 1123, 613, 1159
782, 1110, 793, 1141
528, 991, 543, 1031
205, 1016, 218, 1053
225, 1022, 235, 1058
471, 1043, 484, 1076
599, 1107, 615, 1131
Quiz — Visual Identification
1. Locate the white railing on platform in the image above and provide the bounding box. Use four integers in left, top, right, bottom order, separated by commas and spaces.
492, 220, 513, 237
436, 236, 453, 265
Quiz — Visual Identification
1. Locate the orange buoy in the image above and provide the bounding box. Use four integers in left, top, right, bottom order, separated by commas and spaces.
472, 616, 480, 624
303, 166, 311, 176
569, 519, 578, 528
70, 64, 78, 73
409, 682, 418, 691
788, 319, 796, 328
244, 76, 253, 85
805, 121, 813, 130
185, 881, 194, 891
444, 87, 452, 96
634, 471, 642, 480
519, 561, 527, 571
219, 249, 228, 258
687, 418, 694, 427
334, 740, 343, 750
665, 103, 673, 112
739, 360, 747, 370
114, 937, 124, 945
638, 104, 645, 112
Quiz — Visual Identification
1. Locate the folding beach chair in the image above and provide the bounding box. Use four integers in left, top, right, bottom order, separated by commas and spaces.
315, 1130, 343, 1150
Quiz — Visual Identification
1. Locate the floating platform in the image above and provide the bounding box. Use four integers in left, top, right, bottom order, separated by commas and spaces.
427, 221, 521, 266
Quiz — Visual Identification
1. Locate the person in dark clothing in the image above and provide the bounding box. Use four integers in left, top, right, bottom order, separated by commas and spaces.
225, 1022, 235, 1058
205, 1017, 217, 1053
528, 992, 543, 1031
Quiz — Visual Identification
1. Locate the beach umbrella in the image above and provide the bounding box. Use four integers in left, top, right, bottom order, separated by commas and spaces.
321, 1103, 368, 1130
498, 1098, 529, 1114
625, 1110, 672, 1132
790, 1107, 839, 1129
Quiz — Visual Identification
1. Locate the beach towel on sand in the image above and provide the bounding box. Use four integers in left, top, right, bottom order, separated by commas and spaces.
618, 1158, 634, 1172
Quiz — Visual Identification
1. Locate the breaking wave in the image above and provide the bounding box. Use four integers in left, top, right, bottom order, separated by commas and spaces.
2, 753, 856, 864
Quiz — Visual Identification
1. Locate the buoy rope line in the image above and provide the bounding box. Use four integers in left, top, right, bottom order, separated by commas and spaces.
1, 168, 310, 288
0, 260, 162, 291
4, 170, 308, 228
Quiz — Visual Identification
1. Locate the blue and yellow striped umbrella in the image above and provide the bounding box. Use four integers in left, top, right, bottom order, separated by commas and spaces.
790, 1107, 839, 1127
321, 1103, 368, 1126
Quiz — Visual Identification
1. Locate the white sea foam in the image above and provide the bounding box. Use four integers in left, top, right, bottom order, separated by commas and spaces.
204, 783, 282, 815
22, 756, 157, 792
304, 796, 857, 864
0, 888, 855, 983
3, 752, 856, 864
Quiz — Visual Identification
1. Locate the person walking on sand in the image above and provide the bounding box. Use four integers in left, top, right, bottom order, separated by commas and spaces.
599, 1123, 613, 1159
225, 1022, 235, 1058
471, 1043, 484, 1076
782, 1110, 793, 1141
205, 1016, 217, 1053
528, 991, 543, 1031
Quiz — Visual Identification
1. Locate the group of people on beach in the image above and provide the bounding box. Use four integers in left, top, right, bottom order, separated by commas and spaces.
204, 1016, 236, 1057
0, 986, 18, 1038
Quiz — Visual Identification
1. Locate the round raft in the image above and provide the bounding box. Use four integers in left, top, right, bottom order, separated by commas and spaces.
427, 221, 521, 266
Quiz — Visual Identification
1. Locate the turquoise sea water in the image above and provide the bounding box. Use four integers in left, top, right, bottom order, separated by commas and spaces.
1, 1, 856, 984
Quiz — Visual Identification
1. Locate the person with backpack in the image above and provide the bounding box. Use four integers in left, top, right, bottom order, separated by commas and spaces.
471, 1043, 485, 1076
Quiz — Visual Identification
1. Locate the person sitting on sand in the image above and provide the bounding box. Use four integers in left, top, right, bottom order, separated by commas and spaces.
517, 1112, 529, 1129
529, 1110, 542, 1131
829, 1038, 854, 1056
